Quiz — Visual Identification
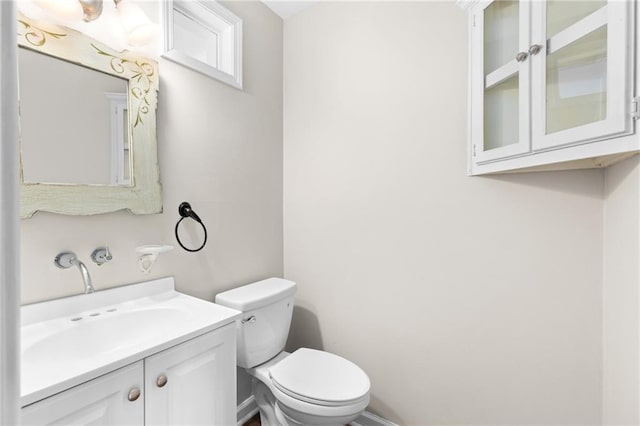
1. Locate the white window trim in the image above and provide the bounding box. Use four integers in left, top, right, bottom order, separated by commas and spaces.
162, 0, 243, 90
105, 92, 130, 186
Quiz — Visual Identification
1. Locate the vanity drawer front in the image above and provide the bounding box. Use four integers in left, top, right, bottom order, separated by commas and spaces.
22, 361, 144, 426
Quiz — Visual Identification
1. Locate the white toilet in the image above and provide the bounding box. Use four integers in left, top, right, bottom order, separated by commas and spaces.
215, 278, 370, 426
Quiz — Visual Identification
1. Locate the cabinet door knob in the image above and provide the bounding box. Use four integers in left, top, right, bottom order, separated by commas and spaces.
528, 44, 543, 55
515, 51, 528, 62
128, 387, 141, 402
156, 374, 168, 388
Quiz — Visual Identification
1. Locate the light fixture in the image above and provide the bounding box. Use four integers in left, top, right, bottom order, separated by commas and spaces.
32, 0, 156, 46
78, 0, 103, 22
115, 0, 157, 47
34, 0, 102, 21
33, 0, 83, 21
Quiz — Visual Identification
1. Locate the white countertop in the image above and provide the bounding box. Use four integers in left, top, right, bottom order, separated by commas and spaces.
21, 277, 241, 407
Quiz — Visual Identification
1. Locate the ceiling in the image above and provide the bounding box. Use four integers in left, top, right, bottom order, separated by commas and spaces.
262, 1, 318, 19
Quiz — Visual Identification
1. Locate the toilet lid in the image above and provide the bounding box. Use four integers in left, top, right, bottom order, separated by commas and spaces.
269, 348, 370, 405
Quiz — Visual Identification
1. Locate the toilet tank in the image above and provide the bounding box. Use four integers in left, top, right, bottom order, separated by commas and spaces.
215, 278, 296, 368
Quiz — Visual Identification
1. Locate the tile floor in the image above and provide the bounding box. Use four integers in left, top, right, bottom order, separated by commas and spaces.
242, 413, 357, 426
242, 413, 261, 426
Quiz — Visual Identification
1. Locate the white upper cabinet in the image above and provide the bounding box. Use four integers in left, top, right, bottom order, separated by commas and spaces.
469, 0, 636, 175
532, 1, 632, 149
472, 0, 531, 163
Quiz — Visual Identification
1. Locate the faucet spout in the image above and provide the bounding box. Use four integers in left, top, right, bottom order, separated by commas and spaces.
71, 258, 95, 294
54, 252, 95, 294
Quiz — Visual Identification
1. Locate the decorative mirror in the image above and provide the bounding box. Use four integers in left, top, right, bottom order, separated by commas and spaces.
17, 13, 162, 218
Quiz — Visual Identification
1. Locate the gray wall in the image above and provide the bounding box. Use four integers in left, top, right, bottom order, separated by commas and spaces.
19, 0, 282, 404
603, 156, 640, 425
21, 1, 283, 304
283, 2, 604, 424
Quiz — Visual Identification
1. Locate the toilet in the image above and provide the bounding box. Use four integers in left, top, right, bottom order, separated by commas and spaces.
215, 278, 370, 426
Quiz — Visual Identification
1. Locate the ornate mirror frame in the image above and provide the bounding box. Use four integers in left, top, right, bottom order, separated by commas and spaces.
17, 14, 162, 218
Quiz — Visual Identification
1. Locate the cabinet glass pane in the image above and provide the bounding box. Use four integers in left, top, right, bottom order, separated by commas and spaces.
547, 0, 606, 38
484, 75, 519, 150
484, 0, 518, 74
546, 27, 607, 135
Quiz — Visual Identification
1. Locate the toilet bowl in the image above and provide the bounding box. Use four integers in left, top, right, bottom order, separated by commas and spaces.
215, 278, 370, 426
250, 350, 370, 426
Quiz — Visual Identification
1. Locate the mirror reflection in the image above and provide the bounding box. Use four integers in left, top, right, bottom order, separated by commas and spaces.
19, 47, 131, 186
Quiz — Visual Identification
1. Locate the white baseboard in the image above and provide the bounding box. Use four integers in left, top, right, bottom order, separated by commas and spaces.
236, 396, 398, 426
352, 410, 400, 426
237, 395, 259, 426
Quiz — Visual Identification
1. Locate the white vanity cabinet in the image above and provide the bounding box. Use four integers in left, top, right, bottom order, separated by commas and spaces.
21, 325, 236, 426
22, 362, 144, 426
469, 0, 636, 175
145, 324, 236, 426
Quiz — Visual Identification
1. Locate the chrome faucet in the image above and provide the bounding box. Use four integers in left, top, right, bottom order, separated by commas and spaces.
54, 252, 95, 294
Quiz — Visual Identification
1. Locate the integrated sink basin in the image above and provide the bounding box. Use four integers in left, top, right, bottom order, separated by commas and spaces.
23, 307, 185, 362
21, 277, 241, 407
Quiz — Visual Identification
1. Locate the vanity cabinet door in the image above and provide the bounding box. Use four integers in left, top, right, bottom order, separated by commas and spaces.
21, 361, 144, 426
144, 324, 236, 426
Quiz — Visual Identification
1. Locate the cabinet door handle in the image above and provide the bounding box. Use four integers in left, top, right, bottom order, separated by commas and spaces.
156, 374, 168, 388
528, 44, 543, 55
515, 51, 528, 62
128, 387, 141, 402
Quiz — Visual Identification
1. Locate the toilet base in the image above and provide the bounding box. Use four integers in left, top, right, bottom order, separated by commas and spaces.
276, 402, 360, 426
252, 378, 361, 426
253, 378, 289, 426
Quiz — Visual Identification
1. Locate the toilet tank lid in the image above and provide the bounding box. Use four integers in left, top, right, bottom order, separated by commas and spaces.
215, 278, 296, 311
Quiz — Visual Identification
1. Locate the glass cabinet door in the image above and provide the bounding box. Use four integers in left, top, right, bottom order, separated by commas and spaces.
471, 0, 531, 163
530, 1, 633, 150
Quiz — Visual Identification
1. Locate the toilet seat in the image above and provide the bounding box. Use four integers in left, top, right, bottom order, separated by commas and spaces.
269, 348, 370, 406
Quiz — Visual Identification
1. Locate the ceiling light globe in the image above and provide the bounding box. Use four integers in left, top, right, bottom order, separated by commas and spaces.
78, 0, 103, 22
116, 0, 157, 46
33, 0, 83, 21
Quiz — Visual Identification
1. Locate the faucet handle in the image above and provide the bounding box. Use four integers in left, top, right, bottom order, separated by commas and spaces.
104, 246, 113, 261
91, 247, 113, 266
54, 251, 77, 269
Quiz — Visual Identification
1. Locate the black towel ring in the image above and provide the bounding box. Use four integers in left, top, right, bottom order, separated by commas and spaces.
175, 202, 208, 252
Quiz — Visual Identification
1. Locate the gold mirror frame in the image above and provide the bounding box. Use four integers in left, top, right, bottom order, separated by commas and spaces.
18, 13, 162, 218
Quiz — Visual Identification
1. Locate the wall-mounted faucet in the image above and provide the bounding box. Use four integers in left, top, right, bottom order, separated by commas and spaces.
54, 252, 95, 294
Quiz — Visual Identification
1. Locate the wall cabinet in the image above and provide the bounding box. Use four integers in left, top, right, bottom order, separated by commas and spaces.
469, 0, 636, 175
22, 325, 236, 426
